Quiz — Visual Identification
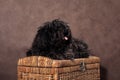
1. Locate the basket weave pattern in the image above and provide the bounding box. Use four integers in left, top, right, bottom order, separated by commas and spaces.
17, 56, 100, 80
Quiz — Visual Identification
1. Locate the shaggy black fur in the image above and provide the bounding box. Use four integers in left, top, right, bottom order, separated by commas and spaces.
26, 19, 89, 60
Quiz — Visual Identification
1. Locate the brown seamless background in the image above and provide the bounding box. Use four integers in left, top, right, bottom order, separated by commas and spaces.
0, 0, 120, 80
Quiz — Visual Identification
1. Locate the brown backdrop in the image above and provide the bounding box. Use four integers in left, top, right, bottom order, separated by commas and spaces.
0, 0, 120, 80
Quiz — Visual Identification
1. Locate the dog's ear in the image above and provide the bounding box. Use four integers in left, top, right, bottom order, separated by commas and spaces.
31, 28, 49, 49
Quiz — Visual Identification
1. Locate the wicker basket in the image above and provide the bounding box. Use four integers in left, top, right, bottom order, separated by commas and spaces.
17, 56, 100, 80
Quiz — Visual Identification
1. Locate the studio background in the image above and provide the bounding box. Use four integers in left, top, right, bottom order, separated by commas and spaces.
0, 0, 120, 80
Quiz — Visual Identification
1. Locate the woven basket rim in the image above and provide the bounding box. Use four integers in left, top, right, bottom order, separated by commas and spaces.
18, 56, 100, 68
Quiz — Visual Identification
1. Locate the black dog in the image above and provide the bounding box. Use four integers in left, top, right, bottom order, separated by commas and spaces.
26, 19, 89, 60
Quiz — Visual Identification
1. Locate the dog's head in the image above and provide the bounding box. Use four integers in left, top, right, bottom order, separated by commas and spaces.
32, 19, 72, 54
